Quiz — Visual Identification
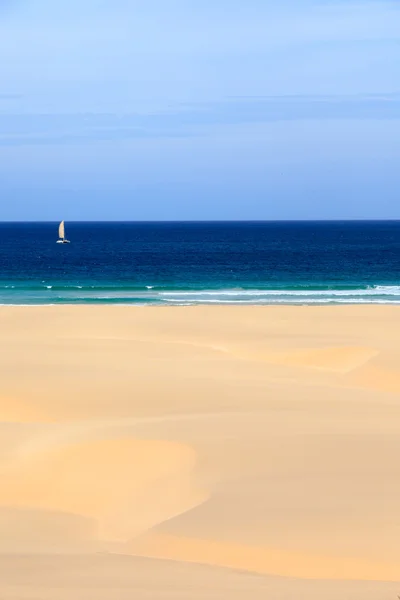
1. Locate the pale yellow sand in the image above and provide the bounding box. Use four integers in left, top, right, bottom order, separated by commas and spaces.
0, 306, 399, 599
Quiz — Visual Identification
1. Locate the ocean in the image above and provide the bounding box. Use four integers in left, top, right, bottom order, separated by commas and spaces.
1, 221, 400, 305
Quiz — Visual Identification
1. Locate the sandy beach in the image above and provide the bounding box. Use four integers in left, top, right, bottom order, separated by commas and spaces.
0, 305, 399, 599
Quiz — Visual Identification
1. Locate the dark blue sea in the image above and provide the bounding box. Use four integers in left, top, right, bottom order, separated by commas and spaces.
1, 221, 400, 305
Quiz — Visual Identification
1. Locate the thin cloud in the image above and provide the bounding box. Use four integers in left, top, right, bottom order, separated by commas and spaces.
0, 93, 399, 147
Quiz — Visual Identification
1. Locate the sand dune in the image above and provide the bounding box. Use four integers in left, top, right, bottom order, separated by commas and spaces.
349, 361, 400, 395
0, 507, 96, 553
0, 438, 205, 542
1, 554, 398, 600
242, 345, 378, 372
128, 531, 400, 581
0, 306, 399, 598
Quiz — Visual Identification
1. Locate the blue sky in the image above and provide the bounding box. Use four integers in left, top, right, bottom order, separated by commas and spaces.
0, 0, 399, 220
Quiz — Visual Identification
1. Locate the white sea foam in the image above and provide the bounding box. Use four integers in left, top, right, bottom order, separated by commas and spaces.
2, 285, 400, 305
157, 285, 400, 305
159, 285, 400, 299
164, 298, 400, 305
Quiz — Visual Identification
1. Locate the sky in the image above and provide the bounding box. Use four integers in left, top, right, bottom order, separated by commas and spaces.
0, 0, 399, 220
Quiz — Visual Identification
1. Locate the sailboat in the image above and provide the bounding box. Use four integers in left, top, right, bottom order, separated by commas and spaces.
56, 220, 70, 244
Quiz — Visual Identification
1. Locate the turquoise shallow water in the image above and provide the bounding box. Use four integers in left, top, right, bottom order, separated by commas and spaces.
1, 221, 400, 305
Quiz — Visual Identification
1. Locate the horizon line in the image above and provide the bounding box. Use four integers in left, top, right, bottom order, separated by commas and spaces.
1, 219, 400, 224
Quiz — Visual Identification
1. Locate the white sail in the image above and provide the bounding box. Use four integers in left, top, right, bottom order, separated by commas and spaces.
59, 221, 65, 240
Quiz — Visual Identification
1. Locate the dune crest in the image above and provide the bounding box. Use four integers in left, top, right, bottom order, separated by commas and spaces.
127, 532, 400, 582
252, 346, 377, 372
0, 438, 207, 543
